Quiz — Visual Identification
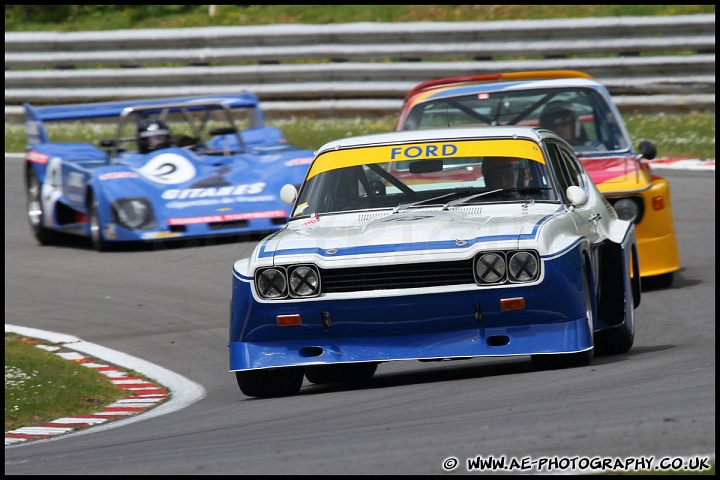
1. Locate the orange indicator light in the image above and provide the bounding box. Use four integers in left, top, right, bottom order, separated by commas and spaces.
500, 297, 525, 311
277, 314, 302, 326
652, 196, 665, 211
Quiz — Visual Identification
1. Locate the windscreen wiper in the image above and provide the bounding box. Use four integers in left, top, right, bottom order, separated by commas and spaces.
393, 192, 459, 213
442, 189, 502, 210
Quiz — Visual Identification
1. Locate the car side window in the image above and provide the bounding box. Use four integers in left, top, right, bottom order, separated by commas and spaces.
545, 143, 571, 203
558, 145, 587, 190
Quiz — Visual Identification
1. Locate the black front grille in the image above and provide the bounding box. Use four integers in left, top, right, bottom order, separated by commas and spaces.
207, 217, 286, 231
319, 259, 476, 293
209, 220, 248, 230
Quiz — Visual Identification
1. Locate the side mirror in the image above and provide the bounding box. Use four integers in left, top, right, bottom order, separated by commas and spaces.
280, 184, 298, 205
638, 140, 657, 161
566, 185, 588, 207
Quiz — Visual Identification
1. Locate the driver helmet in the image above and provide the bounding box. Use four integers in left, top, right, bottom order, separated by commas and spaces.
137, 118, 171, 153
483, 157, 528, 189
539, 101, 580, 141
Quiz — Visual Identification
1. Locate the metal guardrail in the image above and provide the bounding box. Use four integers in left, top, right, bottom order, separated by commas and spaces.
4, 14, 715, 122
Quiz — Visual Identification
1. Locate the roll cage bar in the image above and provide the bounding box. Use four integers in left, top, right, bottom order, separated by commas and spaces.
104, 99, 247, 159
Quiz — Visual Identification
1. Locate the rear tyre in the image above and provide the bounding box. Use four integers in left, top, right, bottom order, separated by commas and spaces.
642, 272, 673, 290
26, 168, 61, 245
235, 367, 304, 398
304, 363, 378, 385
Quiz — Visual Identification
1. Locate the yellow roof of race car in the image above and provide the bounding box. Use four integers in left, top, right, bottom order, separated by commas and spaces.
309, 127, 548, 180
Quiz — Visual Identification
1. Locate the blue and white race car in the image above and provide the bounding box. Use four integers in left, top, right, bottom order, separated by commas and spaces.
229, 126, 641, 398
24, 92, 314, 251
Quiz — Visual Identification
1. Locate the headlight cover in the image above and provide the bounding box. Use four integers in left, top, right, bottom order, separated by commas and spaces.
256, 267, 288, 299
610, 197, 644, 224
507, 251, 540, 283
474, 252, 507, 284
112, 197, 155, 229
288, 265, 321, 298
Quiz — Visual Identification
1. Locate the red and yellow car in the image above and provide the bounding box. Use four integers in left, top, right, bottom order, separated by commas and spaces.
396, 70, 680, 288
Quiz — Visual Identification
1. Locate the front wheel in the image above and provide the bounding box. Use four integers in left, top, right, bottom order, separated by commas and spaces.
88, 192, 109, 252
235, 367, 304, 398
26, 168, 61, 245
305, 363, 378, 385
594, 325, 634, 356
531, 349, 593, 370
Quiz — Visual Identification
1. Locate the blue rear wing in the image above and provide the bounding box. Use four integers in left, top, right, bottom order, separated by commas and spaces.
23, 92, 261, 122
24, 91, 264, 147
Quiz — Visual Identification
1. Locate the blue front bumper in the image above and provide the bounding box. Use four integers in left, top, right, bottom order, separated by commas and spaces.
229, 317, 592, 371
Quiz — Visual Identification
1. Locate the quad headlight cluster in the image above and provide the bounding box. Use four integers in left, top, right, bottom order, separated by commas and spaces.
256, 265, 321, 299
255, 250, 540, 300
112, 197, 156, 229
474, 250, 540, 285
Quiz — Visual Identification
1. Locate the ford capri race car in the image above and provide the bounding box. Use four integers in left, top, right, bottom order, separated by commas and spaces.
229, 126, 641, 398
24, 92, 314, 251
396, 70, 680, 288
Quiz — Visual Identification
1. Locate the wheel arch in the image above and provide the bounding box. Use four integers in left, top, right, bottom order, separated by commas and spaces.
580, 247, 598, 331
85, 183, 109, 223
85, 185, 111, 251
630, 241, 641, 308
596, 240, 629, 326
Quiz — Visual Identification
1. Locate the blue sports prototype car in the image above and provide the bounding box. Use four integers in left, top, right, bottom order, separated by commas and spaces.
24, 92, 314, 251
229, 126, 641, 398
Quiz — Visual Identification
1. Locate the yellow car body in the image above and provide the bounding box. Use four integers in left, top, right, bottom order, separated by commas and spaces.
395, 70, 680, 287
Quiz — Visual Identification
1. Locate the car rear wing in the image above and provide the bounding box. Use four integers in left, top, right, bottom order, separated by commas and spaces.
24, 91, 263, 147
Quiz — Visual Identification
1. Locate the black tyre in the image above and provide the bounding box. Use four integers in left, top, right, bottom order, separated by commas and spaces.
642, 272, 674, 290
594, 325, 634, 356
304, 363, 378, 385
26, 168, 62, 245
235, 367, 304, 398
531, 349, 593, 370
88, 192, 109, 252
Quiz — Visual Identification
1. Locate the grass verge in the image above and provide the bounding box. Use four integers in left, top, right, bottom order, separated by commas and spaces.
4, 332, 155, 432
4, 113, 716, 160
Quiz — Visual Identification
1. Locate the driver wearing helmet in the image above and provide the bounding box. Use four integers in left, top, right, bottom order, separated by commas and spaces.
483, 157, 528, 193
539, 101, 584, 146
137, 118, 172, 154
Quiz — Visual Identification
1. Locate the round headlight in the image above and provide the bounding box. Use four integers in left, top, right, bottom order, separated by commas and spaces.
116, 198, 150, 229
508, 251, 539, 282
257, 268, 288, 299
288, 265, 320, 297
612, 198, 640, 223
475, 252, 506, 284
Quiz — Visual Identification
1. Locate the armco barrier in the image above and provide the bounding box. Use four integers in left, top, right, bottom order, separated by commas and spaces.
4, 14, 715, 121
